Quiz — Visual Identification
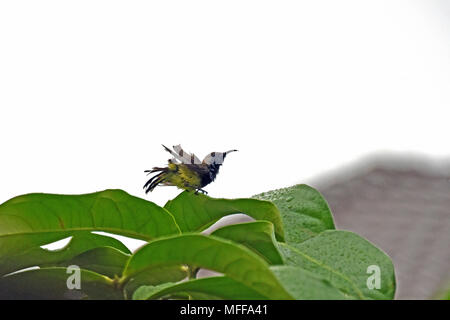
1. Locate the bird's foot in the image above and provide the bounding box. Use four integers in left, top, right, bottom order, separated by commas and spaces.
195, 188, 208, 195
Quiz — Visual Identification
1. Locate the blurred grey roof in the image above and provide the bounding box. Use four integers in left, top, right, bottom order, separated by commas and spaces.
310, 154, 450, 300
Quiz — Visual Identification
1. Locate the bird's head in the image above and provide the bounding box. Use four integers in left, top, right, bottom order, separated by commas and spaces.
202, 149, 238, 167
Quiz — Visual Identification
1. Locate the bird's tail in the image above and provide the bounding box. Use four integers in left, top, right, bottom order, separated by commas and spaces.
143, 167, 169, 193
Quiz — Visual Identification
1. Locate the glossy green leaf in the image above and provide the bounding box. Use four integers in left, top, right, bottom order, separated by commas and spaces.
122, 234, 291, 299
0, 267, 121, 300
254, 184, 334, 243
133, 276, 268, 300
278, 230, 396, 300
0, 189, 180, 274
211, 221, 283, 265
164, 192, 284, 241
123, 265, 188, 298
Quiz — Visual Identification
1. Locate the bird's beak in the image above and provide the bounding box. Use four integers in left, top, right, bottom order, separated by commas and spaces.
225, 149, 238, 155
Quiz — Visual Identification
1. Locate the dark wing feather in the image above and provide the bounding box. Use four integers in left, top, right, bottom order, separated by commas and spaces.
173, 145, 201, 164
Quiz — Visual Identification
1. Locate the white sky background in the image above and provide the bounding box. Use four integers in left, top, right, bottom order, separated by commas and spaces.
1, 1, 449, 231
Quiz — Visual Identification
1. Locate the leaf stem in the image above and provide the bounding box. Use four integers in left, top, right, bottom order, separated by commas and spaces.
187, 265, 199, 279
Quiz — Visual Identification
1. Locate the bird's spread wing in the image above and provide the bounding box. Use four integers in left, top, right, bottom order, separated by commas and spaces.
162, 144, 201, 164
172, 145, 202, 164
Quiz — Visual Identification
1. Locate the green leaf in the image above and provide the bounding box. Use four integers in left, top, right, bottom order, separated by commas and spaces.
254, 184, 335, 244
0, 189, 180, 274
164, 192, 284, 241
123, 265, 188, 298
132, 282, 177, 300
132, 266, 350, 300
133, 276, 268, 300
278, 230, 396, 300
0, 267, 121, 300
270, 266, 350, 300
0, 184, 397, 300
0, 231, 130, 276
211, 221, 283, 265
122, 234, 291, 299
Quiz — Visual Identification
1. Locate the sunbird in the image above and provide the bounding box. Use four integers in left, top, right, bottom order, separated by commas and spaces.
144, 145, 238, 194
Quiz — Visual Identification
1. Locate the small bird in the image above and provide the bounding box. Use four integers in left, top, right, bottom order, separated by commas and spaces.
144, 145, 238, 194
